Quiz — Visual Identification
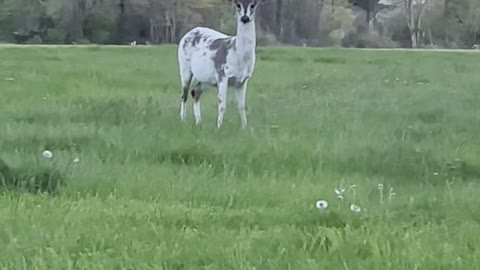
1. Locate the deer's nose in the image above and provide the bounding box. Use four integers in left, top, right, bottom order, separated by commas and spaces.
240, 15, 250, 23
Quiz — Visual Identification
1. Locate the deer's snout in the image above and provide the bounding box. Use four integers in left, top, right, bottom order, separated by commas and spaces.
240, 15, 250, 23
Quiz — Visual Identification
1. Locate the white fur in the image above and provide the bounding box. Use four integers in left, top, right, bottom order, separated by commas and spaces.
177, 1, 258, 128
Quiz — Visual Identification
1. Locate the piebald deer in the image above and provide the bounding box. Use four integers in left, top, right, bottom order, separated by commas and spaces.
177, 0, 261, 128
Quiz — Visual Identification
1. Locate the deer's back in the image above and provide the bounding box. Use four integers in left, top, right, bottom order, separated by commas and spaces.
179, 27, 231, 57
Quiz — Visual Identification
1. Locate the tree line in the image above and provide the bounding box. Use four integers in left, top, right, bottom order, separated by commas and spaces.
0, 0, 479, 48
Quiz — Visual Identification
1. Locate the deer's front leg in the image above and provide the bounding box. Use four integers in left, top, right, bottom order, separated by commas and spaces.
217, 80, 228, 128
235, 81, 248, 129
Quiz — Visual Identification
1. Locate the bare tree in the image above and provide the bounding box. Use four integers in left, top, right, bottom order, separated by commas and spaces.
400, 0, 429, 47
454, 0, 480, 46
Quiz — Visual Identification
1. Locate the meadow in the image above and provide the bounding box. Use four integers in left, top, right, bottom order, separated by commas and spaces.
0, 45, 480, 269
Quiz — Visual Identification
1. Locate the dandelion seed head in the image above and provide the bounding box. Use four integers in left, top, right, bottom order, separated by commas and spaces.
42, 150, 53, 159
350, 204, 362, 213
315, 200, 328, 210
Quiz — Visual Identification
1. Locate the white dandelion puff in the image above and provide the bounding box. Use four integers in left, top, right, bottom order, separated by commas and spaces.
315, 200, 329, 210
73, 158, 80, 163
350, 204, 362, 213
378, 183, 385, 204
388, 187, 396, 201
42, 150, 53, 159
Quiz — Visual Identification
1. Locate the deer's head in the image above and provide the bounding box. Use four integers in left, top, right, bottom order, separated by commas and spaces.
230, 0, 261, 24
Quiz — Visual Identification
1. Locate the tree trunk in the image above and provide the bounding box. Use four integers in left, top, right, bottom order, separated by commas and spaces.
366, 3, 371, 24
171, 0, 177, 43
318, 0, 324, 31
115, 0, 126, 44
427, 28, 434, 46
411, 31, 418, 47
474, 25, 479, 44
275, 0, 283, 38
443, 0, 451, 45
68, 1, 85, 43
150, 18, 160, 44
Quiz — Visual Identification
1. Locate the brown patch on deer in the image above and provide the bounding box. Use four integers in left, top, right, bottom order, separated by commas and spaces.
210, 38, 236, 81
189, 82, 203, 102
182, 37, 191, 50
191, 31, 203, 46
183, 31, 204, 52
191, 89, 203, 102
181, 86, 189, 102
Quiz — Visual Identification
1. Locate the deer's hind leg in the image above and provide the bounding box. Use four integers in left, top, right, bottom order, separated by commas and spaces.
191, 82, 203, 125
179, 69, 193, 122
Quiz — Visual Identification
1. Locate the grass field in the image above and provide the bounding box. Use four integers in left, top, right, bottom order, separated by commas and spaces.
1, 45, 480, 269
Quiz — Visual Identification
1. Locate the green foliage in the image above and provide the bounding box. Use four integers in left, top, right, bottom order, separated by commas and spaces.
42, 27, 66, 44
218, 3, 236, 35
83, 2, 119, 44
0, 159, 66, 194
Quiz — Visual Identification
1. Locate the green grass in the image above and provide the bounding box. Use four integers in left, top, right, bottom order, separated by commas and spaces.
0, 45, 480, 269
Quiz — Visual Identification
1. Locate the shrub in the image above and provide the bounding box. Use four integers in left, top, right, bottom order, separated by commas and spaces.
42, 28, 67, 44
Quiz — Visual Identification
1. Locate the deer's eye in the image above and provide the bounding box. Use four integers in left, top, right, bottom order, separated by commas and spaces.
250, 4, 256, 8
236, 3, 241, 8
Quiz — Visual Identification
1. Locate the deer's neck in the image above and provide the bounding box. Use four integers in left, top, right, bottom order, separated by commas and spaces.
235, 22, 256, 58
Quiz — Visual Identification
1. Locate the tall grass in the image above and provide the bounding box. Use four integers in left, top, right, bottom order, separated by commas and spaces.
0, 46, 479, 269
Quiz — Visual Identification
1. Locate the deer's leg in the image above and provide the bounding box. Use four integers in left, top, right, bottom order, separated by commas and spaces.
179, 68, 192, 122
191, 82, 203, 125
235, 81, 248, 129
217, 80, 228, 128
180, 85, 189, 121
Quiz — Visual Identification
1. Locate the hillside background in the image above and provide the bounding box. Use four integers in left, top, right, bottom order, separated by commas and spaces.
0, 0, 479, 48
